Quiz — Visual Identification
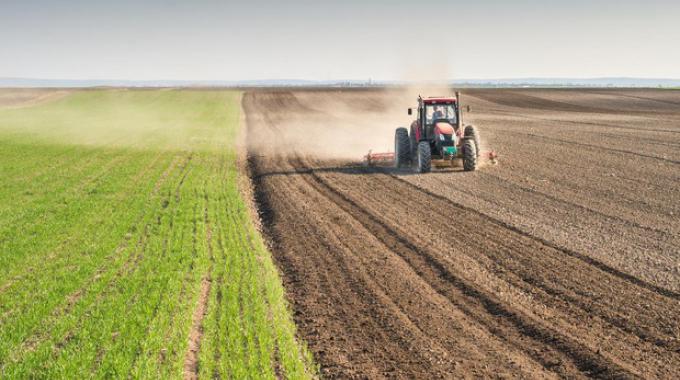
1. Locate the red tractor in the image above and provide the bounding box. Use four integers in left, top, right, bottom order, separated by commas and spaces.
394, 93, 490, 173
363, 92, 496, 171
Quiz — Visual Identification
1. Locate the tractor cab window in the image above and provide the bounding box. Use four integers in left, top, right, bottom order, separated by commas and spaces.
425, 104, 456, 125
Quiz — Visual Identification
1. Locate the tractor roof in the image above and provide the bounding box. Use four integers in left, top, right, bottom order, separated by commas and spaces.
422, 97, 457, 104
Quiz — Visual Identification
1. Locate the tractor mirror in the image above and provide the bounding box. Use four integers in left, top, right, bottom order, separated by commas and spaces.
407, 108, 412, 115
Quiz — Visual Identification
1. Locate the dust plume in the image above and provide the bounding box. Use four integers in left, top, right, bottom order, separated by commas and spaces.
0, 89, 239, 153
245, 89, 415, 160
245, 62, 495, 165
0, 89, 71, 109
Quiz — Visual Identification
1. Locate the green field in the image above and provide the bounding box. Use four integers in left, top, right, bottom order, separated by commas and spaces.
0, 90, 314, 379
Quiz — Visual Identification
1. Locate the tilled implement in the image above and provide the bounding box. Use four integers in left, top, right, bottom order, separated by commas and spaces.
364, 150, 498, 167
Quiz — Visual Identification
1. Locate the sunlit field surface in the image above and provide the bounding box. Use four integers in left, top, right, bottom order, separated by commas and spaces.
0, 90, 313, 379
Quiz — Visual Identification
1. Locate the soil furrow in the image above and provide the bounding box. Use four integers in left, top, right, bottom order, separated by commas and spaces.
388, 173, 680, 301
521, 133, 680, 165
303, 164, 645, 378
244, 89, 680, 378
341, 170, 680, 374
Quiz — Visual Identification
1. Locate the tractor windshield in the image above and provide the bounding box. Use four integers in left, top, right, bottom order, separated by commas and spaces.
425, 104, 456, 125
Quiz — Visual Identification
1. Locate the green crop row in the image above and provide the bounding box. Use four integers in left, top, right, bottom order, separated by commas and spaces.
0, 90, 315, 379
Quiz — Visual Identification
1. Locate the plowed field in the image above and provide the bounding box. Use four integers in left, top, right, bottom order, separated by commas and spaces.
245, 89, 680, 378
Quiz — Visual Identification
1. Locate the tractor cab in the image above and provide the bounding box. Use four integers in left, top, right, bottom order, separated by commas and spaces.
408, 94, 463, 142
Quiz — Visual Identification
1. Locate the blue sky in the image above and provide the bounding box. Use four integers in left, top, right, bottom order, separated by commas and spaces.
1, 0, 679, 80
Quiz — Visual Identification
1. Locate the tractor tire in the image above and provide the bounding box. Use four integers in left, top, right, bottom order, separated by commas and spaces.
464, 125, 481, 158
409, 128, 418, 161
463, 138, 478, 171
416, 141, 432, 173
394, 127, 410, 168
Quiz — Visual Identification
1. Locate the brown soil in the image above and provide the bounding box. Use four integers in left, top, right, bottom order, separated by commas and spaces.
244, 88, 680, 379
183, 276, 211, 380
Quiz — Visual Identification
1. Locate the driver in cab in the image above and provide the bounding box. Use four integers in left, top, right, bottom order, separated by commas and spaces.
432, 105, 445, 121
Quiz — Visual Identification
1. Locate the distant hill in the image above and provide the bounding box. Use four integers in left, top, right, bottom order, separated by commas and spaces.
1, 77, 679, 88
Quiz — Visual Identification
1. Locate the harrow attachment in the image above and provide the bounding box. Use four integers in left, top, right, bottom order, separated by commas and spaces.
363, 150, 498, 167
363, 150, 395, 166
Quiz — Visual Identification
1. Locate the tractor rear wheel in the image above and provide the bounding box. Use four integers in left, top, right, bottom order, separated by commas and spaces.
416, 141, 431, 173
464, 125, 481, 158
394, 127, 410, 168
463, 138, 478, 171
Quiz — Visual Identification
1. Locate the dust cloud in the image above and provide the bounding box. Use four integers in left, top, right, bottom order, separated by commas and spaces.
0, 89, 70, 109
0, 89, 238, 153
245, 62, 490, 163
245, 89, 412, 160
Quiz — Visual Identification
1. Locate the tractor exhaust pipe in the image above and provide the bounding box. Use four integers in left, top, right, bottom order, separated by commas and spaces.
455, 91, 462, 130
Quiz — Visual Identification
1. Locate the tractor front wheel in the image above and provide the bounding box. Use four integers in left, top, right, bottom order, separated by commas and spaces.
394, 127, 410, 168
416, 141, 431, 173
463, 138, 478, 171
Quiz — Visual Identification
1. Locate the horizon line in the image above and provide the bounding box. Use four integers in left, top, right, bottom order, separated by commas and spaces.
3, 76, 680, 82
